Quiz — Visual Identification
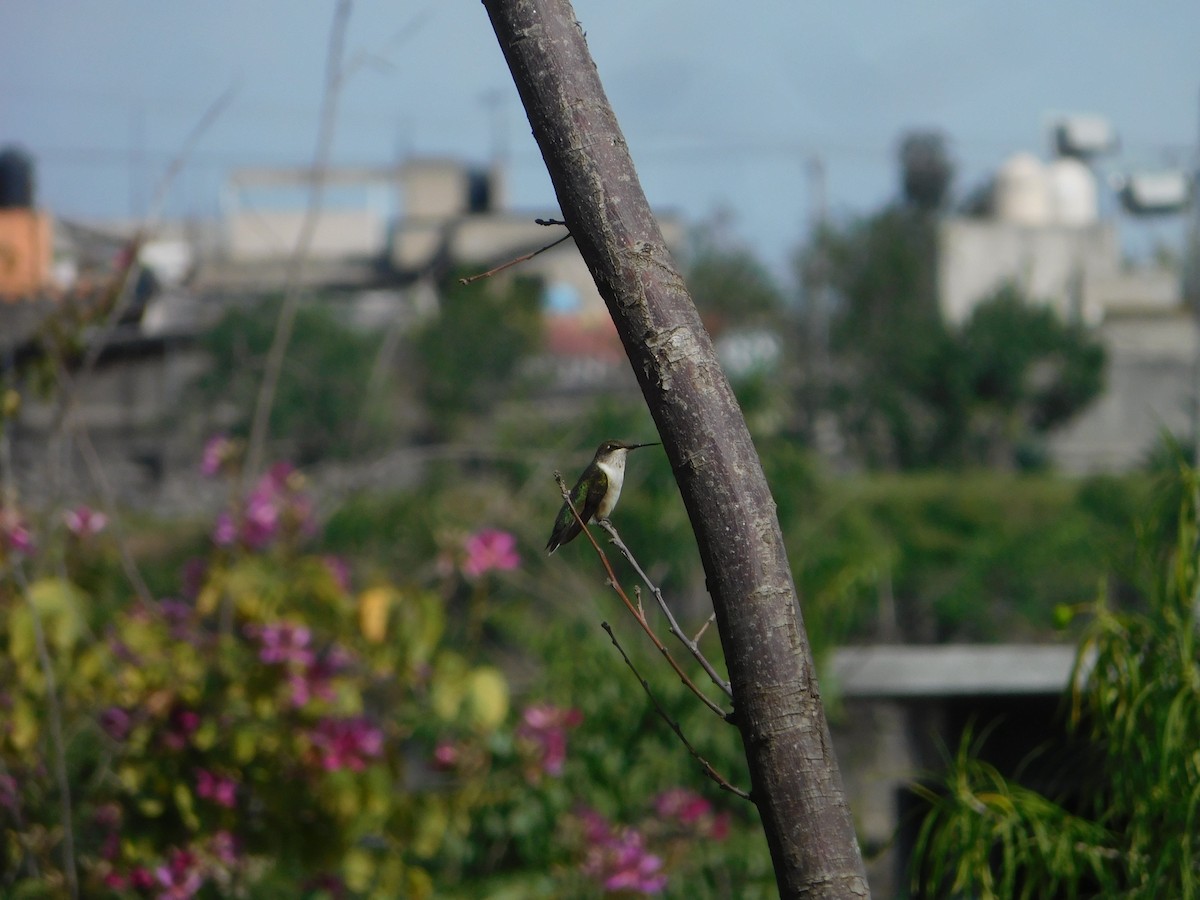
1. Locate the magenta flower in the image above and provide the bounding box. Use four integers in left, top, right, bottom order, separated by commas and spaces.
200, 434, 237, 478
206, 830, 239, 868
163, 707, 201, 751
249, 621, 315, 668
322, 555, 352, 594
155, 847, 204, 900
211, 511, 237, 547
579, 810, 668, 895
286, 646, 349, 708
195, 769, 237, 809
432, 740, 461, 771
63, 505, 108, 537
308, 716, 384, 772
516, 703, 582, 780
99, 706, 133, 742
461, 528, 520, 578
104, 866, 156, 892
241, 485, 281, 549
0, 508, 33, 556
654, 787, 731, 839
212, 462, 316, 550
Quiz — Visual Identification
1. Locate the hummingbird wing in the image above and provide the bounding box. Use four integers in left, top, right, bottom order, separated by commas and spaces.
546, 469, 608, 554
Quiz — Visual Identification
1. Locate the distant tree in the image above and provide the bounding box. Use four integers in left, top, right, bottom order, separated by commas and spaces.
960, 285, 1105, 466
803, 204, 957, 467
800, 205, 1105, 469
197, 300, 394, 463
683, 214, 786, 330
899, 130, 954, 212
410, 273, 542, 434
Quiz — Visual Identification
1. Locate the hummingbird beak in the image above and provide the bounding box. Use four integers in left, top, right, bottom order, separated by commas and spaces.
626, 442, 660, 451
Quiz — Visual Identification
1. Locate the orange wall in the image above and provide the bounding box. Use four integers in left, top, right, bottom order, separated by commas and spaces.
0, 209, 51, 299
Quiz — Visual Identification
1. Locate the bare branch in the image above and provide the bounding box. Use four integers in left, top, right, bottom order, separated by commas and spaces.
597, 519, 733, 699
459, 230, 572, 285
245, 3, 431, 479
601, 621, 750, 801
244, 0, 353, 481
554, 473, 731, 720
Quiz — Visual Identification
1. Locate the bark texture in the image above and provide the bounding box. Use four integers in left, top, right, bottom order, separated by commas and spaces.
482, 1, 869, 896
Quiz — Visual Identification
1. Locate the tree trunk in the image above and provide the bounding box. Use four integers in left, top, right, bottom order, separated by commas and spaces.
481, 1, 869, 896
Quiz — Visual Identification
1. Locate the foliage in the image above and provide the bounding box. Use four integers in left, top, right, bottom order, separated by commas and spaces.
801, 208, 1106, 470
959, 284, 1106, 464
912, 463, 1200, 898
195, 300, 397, 463
0, 433, 763, 898
682, 217, 786, 329
409, 273, 542, 435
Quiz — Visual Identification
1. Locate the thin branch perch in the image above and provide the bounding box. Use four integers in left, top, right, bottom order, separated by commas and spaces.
459, 230, 572, 285
597, 519, 733, 699
554, 472, 731, 720
601, 621, 750, 801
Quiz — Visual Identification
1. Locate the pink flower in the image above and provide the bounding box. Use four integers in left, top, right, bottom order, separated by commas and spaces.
516, 703, 582, 780
432, 740, 461, 771
0, 508, 33, 556
461, 528, 520, 578
212, 511, 237, 547
308, 716, 384, 772
241, 485, 280, 549
155, 847, 204, 899
99, 706, 132, 742
200, 434, 237, 478
206, 830, 239, 867
579, 809, 668, 895
654, 787, 730, 840
212, 462, 316, 551
104, 866, 156, 891
195, 769, 237, 809
249, 621, 315, 668
322, 555, 352, 594
286, 646, 349, 708
63, 505, 108, 537
163, 707, 201, 751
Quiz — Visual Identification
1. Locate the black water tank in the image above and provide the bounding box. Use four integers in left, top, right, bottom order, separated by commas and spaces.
0, 146, 35, 208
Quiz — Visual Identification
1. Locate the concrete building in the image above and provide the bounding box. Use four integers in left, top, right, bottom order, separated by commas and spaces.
938, 151, 1191, 472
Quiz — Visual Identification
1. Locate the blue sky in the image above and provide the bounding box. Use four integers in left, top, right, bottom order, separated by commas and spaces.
3, 1, 1198, 275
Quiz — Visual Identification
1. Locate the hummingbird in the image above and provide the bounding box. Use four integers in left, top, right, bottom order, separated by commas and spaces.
546, 439, 659, 554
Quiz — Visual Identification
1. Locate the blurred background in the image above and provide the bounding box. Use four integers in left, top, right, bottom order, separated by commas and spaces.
1, 2, 1198, 897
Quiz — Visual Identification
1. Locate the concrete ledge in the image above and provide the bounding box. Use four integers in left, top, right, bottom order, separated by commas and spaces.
830, 644, 1081, 698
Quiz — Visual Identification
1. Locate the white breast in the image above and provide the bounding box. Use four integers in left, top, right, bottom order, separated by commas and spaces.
594, 453, 627, 519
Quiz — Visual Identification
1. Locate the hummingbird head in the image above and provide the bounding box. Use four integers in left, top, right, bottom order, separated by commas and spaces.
593, 439, 659, 462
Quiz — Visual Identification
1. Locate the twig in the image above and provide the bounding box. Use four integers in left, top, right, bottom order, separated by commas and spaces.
597, 520, 733, 698
11, 563, 79, 898
49, 361, 152, 603
49, 81, 239, 433
245, 2, 429, 479
244, 0, 353, 481
601, 621, 750, 801
458, 231, 573, 285
555, 472, 731, 720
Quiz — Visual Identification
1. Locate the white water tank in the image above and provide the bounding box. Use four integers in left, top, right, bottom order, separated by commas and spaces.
994, 153, 1050, 226
1046, 157, 1098, 226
